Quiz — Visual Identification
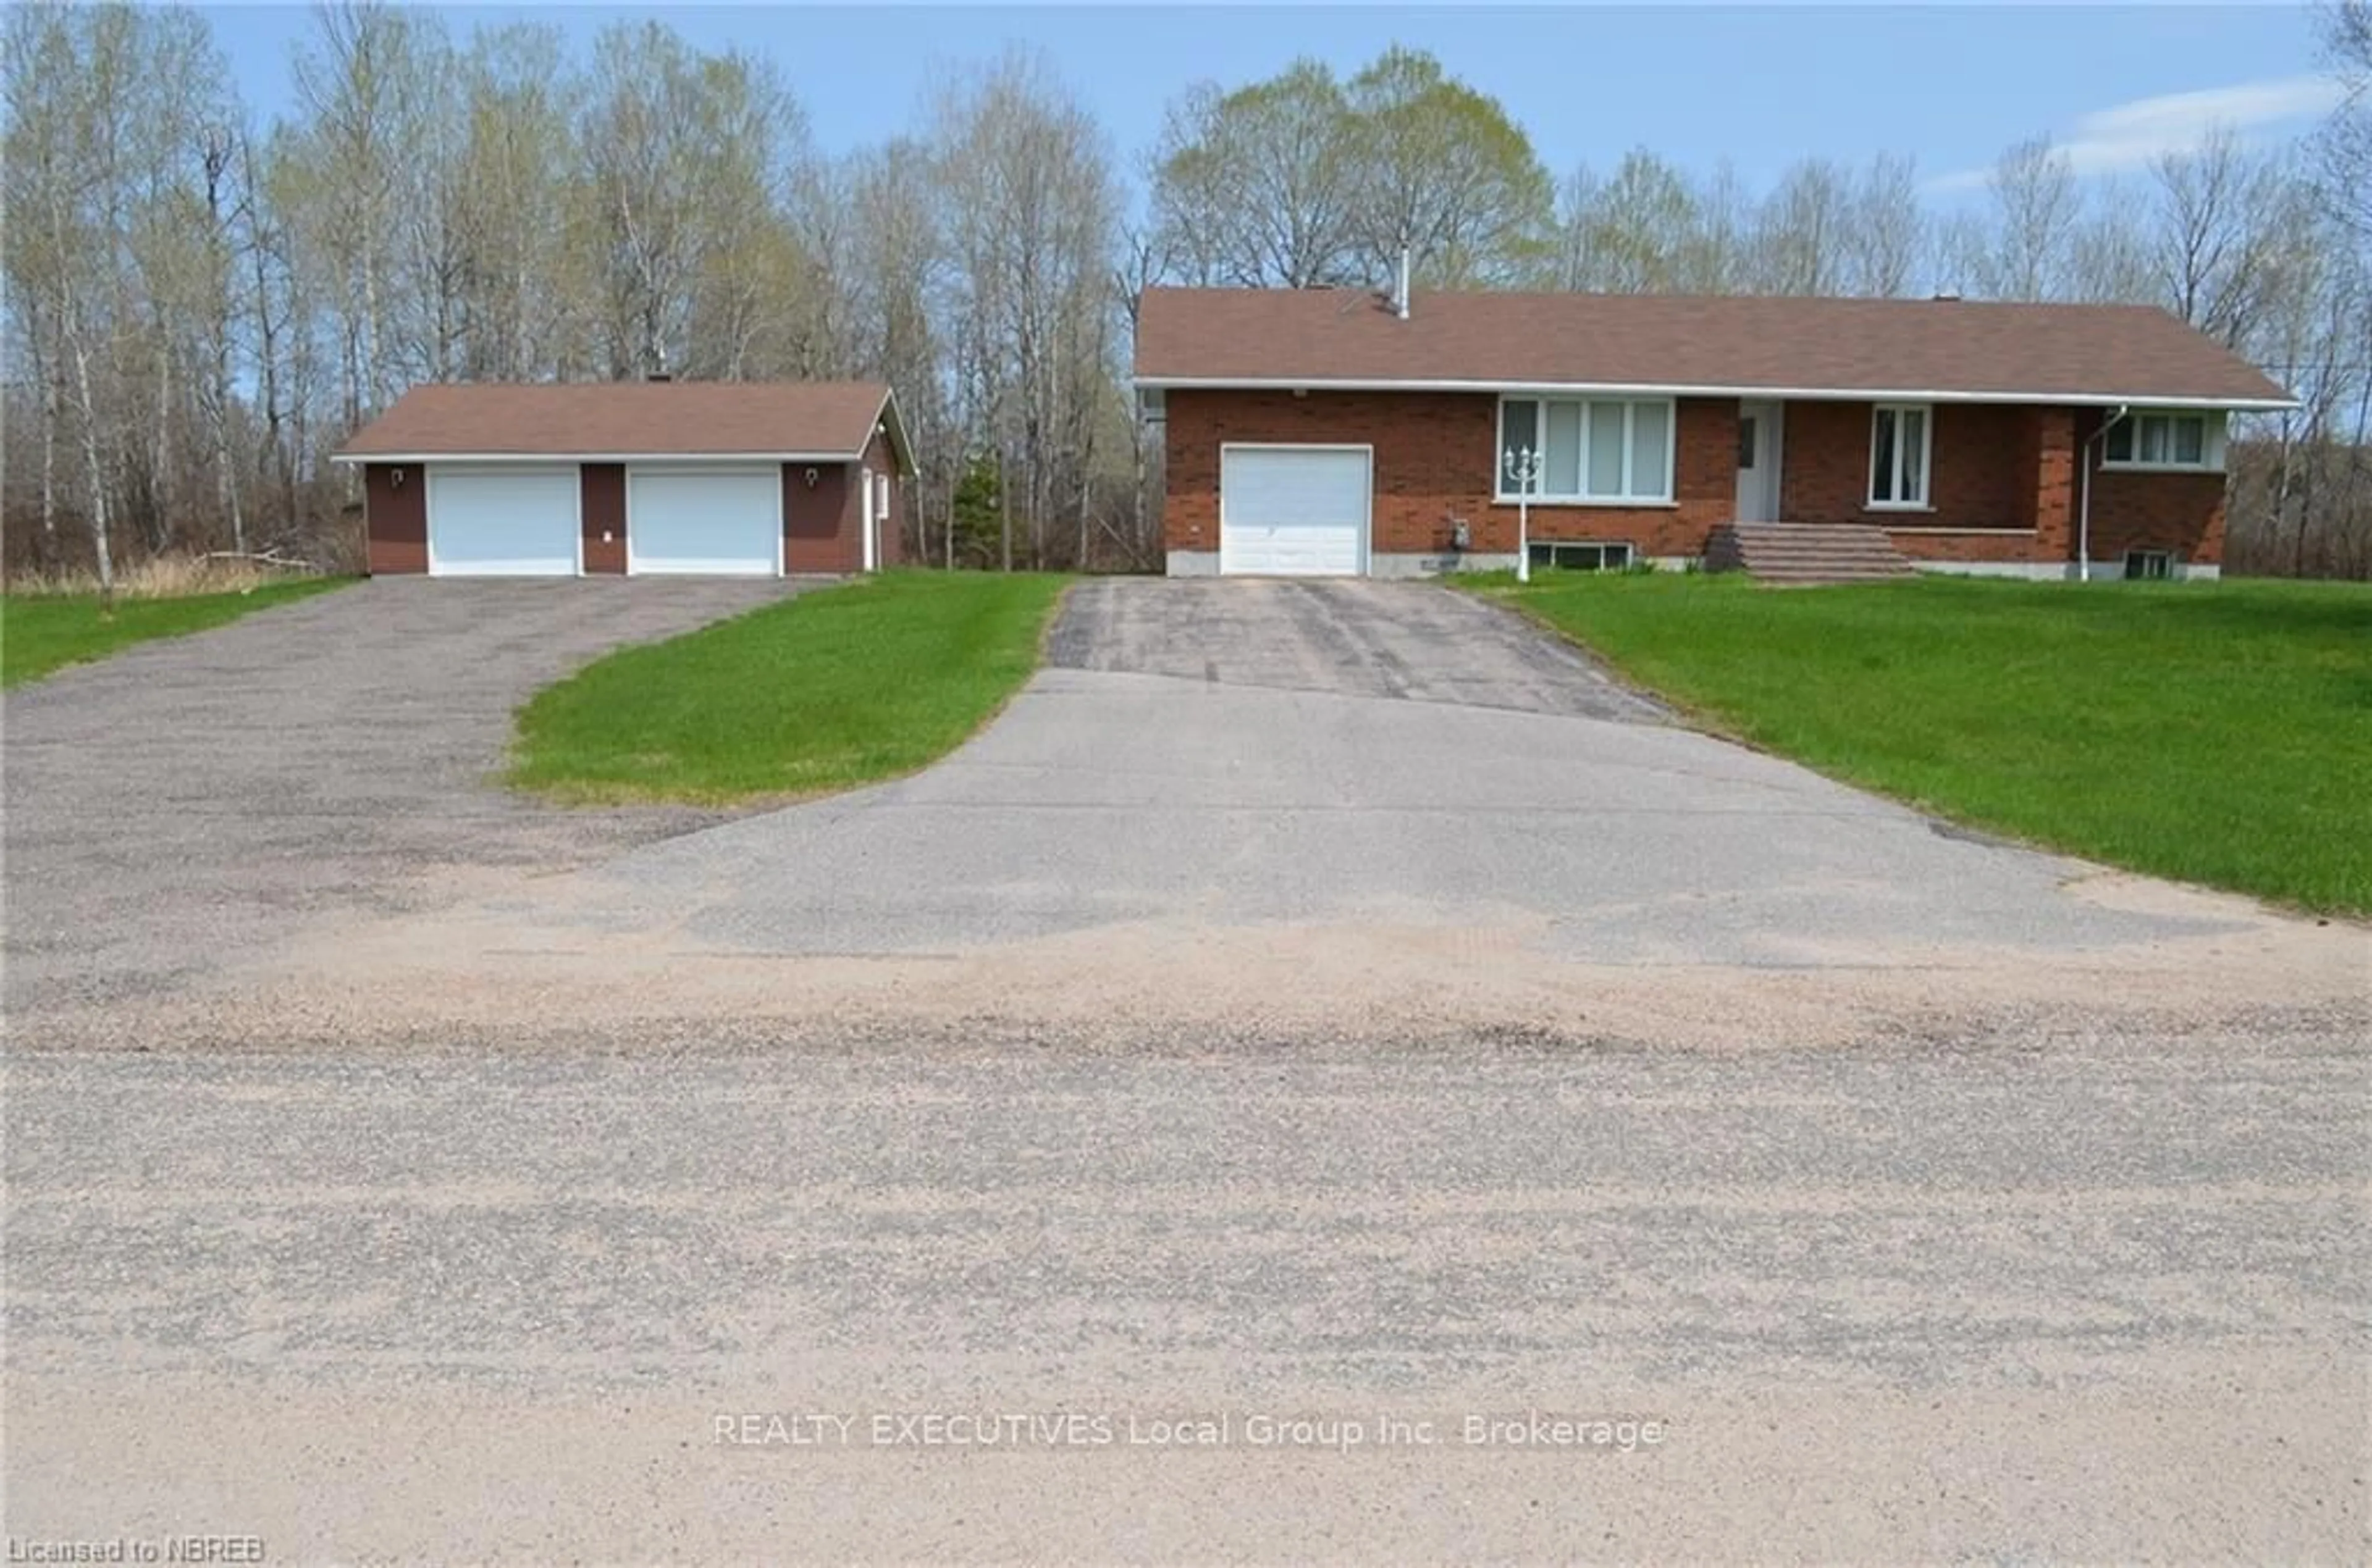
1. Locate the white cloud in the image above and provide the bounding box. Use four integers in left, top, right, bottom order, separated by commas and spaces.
1927, 73, 2346, 192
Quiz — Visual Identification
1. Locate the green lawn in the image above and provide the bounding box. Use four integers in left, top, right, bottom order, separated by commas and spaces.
1467, 571, 2372, 915
1, 577, 350, 689
510, 569, 1072, 803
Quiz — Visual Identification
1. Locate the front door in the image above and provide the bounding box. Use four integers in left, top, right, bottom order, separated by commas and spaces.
1735, 400, 1783, 522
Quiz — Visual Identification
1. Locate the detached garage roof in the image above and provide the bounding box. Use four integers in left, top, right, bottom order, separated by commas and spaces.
1134, 288, 2292, 409
335, 380, 915, 471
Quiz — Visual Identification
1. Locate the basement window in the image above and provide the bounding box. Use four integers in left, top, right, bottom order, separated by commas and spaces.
2124, 549, 2174, 581
2103, 411, 2224, 472
1528, 541, 1634, 572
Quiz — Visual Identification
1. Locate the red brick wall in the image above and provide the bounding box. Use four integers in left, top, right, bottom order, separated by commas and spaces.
1157, 390, 2231, 572
2074, 408, 2227, 566
1161, 389, 1737, 557
1780, 401, 2223, 568
2030, 407, 2076, 552
363, 462, 427, 574
579, 463, 625, 575
1781, 401, 2035, 535
785, 461, 854, 573
776, 438, 906, 574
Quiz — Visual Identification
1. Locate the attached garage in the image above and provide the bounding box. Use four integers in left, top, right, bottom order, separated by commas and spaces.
1219, 445, 1371, 577
626, 466, 781, 576
339, 380, 918, 578
426, 466, 579, 577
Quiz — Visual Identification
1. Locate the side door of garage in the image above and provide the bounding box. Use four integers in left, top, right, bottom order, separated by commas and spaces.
426, 465, 581, 577
626, 466, 783, 576
1218, 445, 1371, 577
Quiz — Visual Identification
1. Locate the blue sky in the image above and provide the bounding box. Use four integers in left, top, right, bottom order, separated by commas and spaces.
208, 4, 2342, 208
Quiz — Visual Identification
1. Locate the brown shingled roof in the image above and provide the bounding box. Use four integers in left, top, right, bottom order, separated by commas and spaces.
1134, 288, 2290, 407
335, 380, 911, 465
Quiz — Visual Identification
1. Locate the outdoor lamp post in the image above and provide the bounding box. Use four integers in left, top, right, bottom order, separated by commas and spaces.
1504, 445, 1542, 584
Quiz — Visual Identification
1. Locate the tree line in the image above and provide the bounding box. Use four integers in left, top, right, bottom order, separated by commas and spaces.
6, 1, 2369, 582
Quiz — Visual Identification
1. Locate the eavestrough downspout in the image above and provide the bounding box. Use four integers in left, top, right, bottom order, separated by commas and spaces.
2077, 405, 2130, 584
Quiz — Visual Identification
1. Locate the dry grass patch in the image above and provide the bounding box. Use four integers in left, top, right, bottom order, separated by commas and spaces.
5, 552, 328, 600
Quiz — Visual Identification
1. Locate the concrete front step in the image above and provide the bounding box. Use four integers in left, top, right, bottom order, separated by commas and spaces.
1721, 543, 1909, 556
1752, 569, 1917, 581
1731, 556, 1917, 568
1706, 522, 1917, 585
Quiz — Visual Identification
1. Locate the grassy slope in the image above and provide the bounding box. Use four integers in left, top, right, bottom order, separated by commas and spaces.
1, 577, 350, 689
510, 570, 1072, 803
1472, 572, 2372, 914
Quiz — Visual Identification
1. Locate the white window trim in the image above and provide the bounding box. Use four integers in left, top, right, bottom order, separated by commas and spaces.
1495, 394, 1677, 506
1867, 403, 1934, 511
2101, 409, 2226, 474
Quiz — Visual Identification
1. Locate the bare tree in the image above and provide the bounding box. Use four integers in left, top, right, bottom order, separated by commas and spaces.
2065, 182, 2156, 305
932, 49, 1122, 569
1844, 153, 1927, 297
2, 2, 70, 563
2319, 0, 2372, 240
841, 139, 948, 555
578, 22, 703, 379
3, 1, 149, 592
1970, 136, 2080, 300
2144, 127, 2289, 341
1754, 157, 1854, 295
1558, 149, 1701, 293
195, 123, 248, 550
447, 24, 576, 380
288, 2, 441, 425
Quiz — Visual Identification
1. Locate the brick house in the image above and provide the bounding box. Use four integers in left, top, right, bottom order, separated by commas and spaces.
1133, 288, 2292, 581
336, 381, 913, 577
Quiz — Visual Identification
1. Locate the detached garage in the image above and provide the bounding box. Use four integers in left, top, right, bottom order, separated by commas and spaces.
335, 380, 915, 578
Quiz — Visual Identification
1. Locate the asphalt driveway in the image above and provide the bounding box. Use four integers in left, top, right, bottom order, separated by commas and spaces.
8, 573, 2324, 1041
1049, 576, 1668, 719
2, 577, 800, 1018
349, 574, 2250, 993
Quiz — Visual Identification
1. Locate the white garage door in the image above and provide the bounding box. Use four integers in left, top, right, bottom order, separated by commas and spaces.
1219, 446, 1371, 577
427, 466, 579, 577
627, 467, 781, 576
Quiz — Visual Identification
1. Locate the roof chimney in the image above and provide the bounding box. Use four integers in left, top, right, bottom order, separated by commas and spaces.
647, 371, 672, 383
